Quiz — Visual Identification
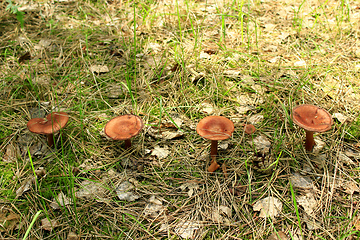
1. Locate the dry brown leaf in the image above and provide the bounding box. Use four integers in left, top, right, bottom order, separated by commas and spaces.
147, 127, 184, 140
41, 218, 58, 231
116, 181, 140, 202
267, 231, 288, 240
3, 143, 20, 162
144, 195, 166, 218
75, 180, 107, 200
249, 135, 271, 154
248, 114, 264, 125
67, 231, 79, 240
90, 65, 109, 74
296, 192, 317, 215
174, 220, 199, 239
179, 182, 199, 197
151, 145, 170, 160
16, 177, 35, 197
290, 172, 314, 190
50, 192, 73, 209
253, 197, 282, 218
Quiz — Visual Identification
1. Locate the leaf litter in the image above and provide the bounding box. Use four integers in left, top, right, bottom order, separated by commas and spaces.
253, 197, 283, 219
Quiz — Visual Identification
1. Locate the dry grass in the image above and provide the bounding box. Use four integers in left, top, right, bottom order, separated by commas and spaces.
0, 0, 360, 239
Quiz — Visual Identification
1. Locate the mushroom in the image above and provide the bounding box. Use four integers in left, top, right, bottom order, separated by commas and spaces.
27, 112, 69, 147
196, 116, 234, 172
104, 114, 143, 149
244, 124, 256, 135
292, 104, 333, 151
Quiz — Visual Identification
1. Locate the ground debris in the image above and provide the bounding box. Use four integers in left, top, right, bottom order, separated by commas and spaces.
296, 192, 317, 215
151, 145, 170, 160
90, 65, 109, 74
41, 218, 58, 231
248, 135, 271, 154
333, 112, 351, 123
115, 181, 140, 202
253, 197, 282, 218
179, 182, 199, 197
267, 231, 288, 240
212, 205, 232, 224
174, 220, 199, 239
16, 177, 35, 197
147, 125, 184, 140
248, 114, 264, 125
75, 180, 107, 201
144, 195, 166, 218
290, 172, 314, 190
50, 192, 73, 209
0, 211, 20, 232
2, 142, 20, 162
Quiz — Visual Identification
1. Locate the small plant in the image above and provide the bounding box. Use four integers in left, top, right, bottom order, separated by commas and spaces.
5, 0, 24, 28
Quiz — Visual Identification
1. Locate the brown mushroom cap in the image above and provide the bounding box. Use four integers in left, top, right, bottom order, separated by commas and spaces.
292, 104, 333, 132
27, 112, 69, 135
244, 124, 256, 135
196, 116, 234, 141
104, 114, 143, 140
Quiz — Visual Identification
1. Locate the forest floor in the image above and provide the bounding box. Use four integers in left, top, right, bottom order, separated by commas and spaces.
1, 0, 360, 239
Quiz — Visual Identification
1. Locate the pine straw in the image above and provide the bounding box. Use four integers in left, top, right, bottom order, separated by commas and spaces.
0, 0, 360, 239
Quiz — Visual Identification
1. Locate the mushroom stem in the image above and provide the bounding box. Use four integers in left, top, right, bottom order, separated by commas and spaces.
124, 139, 132, 149
210, 140, 218, 157
208, 160, 220, 172
305, 131, 315, 151
47, 134, 54, 147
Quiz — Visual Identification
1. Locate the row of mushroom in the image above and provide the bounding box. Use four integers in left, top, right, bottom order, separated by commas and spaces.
26, 104, 333, 171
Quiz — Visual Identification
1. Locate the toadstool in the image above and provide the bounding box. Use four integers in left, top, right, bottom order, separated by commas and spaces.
244, 124, 256, 135
104, 114, 143, 149
292, 104, 333, 151
27, 112, 69, 147
196, 116, 234, 172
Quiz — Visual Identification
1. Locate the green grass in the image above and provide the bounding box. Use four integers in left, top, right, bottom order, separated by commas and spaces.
0, 0, 360, 239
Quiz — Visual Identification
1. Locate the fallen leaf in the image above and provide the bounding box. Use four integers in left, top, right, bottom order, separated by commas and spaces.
248, 114, 264, 125
0, 211, 20, 232
212, 205, 232, 224
3, 143, 20, 162
50, 192, 73, 209
296, 192, 317, 215
235, 105, 252, 114
342, 181, 359, 195
144, 195, 166, 218
147, 127, 184, 140
107, 85, 124, 98
179, 182, 199, 197
248, 135, 271, 154
151, 145, 170, 160
16, 177, 35, 197
253, 197, 282, 218
75, 180, 107, 200
304, 215, 321, 230
267, 231, 288, 240
219, 142, 229, 150
67, 231, 79, 240
312, 138, 326, 154
290, 172, 314, 190
339, 152, 355, 165
200, 102, 215, 114
90, 65, 109, 74
354, 216, 360, 231
223, 69, 242, 78
293, 60, 306, 67
41, 218, 58, 231
333, 113, 350, 123
174, 220, 199, 239
116, 181, 140, 202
